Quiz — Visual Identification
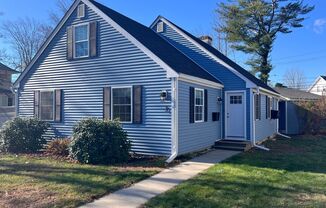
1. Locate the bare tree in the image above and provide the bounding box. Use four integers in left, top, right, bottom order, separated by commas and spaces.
49, 0, 72, 26
0, 18, 52, 71
283, 69, 307, 90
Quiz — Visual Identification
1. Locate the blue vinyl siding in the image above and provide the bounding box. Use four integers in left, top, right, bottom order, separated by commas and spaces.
154, 22, 246, 91
154, 22, 251, 139
178, 81, 222, 155
18, 4, 172, 155
254, 94, 278, 141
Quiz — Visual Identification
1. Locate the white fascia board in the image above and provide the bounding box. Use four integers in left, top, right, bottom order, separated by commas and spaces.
14, 0, 82, 87
83, 0, 178, 78
179, 73, 224, 89
253, 87, 280, 97
154, 17, 256, 88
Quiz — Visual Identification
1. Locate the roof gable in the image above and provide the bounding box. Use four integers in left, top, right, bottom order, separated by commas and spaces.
15, 0, 222, 87
152, 16, 278, 94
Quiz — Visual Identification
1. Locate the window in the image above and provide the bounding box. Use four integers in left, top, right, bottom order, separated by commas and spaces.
112, 87, 132, 123
157, 22, 164, 33
230, 95, 242, 104
74, 24, 89, 58
266, 96, 271, 119
77, 4, 85, 18
255, 94, 261, 120
195, 88, 204, 122
40, 91, 54, 121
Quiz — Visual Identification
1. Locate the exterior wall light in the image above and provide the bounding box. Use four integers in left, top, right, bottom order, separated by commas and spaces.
160, 90, 168, 102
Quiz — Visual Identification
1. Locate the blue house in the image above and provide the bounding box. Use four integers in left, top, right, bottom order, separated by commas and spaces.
14, 0, 281, 161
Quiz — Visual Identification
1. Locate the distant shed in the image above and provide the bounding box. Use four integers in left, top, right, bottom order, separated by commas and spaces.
274, 87, 321, 135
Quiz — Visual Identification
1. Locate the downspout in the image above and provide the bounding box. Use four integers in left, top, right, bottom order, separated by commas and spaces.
252, 88, 270, 151
166, 77, 178, 163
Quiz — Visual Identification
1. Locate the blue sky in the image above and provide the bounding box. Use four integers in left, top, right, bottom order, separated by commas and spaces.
1, 0, 325, 87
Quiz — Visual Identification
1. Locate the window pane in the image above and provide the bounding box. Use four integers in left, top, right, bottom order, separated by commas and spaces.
40, 91, 54, 120
195, 90, 203, 105
75, 25, 88, 41
112, 88, 132, 122
75, 41, 89, 57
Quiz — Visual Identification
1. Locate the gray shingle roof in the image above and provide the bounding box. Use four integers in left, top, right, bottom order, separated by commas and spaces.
274, 87, 321, 101
0, 63, 18, 74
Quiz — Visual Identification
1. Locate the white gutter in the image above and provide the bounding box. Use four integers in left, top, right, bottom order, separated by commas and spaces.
166, 77, 178, 163
252, 88, 270, 151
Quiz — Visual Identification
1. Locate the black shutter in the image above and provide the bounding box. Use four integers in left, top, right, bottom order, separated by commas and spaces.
189, 87, 194, 123
103, 87, 111, 120
204, 89, 208, 122
133, 85, 142, 124
55, 89, 62, 122
259, 94, 262, 120
90, 21, 97, 57
67, 26, 73, 60
34, 91, 40, 118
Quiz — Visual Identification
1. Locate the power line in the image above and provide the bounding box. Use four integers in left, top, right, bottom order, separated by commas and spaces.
273, 49, 326, 61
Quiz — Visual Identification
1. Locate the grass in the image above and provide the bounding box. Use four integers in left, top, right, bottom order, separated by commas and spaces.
0, 154, 166, 208
145, 135, 326, 208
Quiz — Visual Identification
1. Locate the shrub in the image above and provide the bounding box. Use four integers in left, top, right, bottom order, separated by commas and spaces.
45, 138, 70, 157
70, 118, 131, 164
0, 117, 49, 153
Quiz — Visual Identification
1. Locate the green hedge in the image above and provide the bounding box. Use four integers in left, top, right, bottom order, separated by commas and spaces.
0, 117, 49, 153
70, 118, 131, 164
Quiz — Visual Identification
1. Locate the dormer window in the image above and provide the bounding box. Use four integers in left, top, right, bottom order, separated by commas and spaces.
74, 24, 89, 58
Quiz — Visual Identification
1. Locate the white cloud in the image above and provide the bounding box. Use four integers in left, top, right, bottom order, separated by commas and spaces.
313, 18, 326, 34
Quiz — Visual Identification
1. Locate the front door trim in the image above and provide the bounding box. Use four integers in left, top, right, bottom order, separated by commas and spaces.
224, 90, 247, 140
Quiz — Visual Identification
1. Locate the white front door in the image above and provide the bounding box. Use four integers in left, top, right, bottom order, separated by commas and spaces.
226, 92, 245, 140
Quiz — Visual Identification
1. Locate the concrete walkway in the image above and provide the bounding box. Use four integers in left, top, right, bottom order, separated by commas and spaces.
81, 149, 239, 208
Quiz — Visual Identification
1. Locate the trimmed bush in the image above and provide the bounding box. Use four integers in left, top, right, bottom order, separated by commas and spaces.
45, 138, 70, 157
0, 117, 49, 153
70, 118, 131, 164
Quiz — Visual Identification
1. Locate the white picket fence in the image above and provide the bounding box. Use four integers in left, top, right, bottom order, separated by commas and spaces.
0, 107, 15, 127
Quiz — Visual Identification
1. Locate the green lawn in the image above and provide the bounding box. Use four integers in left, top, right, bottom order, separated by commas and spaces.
0, 155, 166, 208
145, 135, 326, 208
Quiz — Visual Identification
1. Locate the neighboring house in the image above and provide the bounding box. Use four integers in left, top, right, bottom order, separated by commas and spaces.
0, 63, 17, 107
275, 87, 320, 135
14, 0, 281, 159
308, 75, 326, 96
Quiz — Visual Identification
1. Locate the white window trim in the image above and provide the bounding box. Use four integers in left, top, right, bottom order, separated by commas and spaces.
194, 88, 204, 123
39, 90, 55, 122
73, 23, 90, 59
77, 4, 85, 18
111, 86, 133, 124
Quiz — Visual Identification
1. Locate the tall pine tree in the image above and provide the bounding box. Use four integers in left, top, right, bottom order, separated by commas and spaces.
216, 0, 314, 83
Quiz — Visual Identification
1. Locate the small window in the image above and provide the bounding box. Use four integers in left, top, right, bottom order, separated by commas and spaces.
230, 95, 242, 104
195, 88, 204, 122
112, 87, 132, 123
157, 22, 164, 33
255, 94, 261, 120
74, 24, 89, 58
40, 91, 54, 121
77, 4, 85, 18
